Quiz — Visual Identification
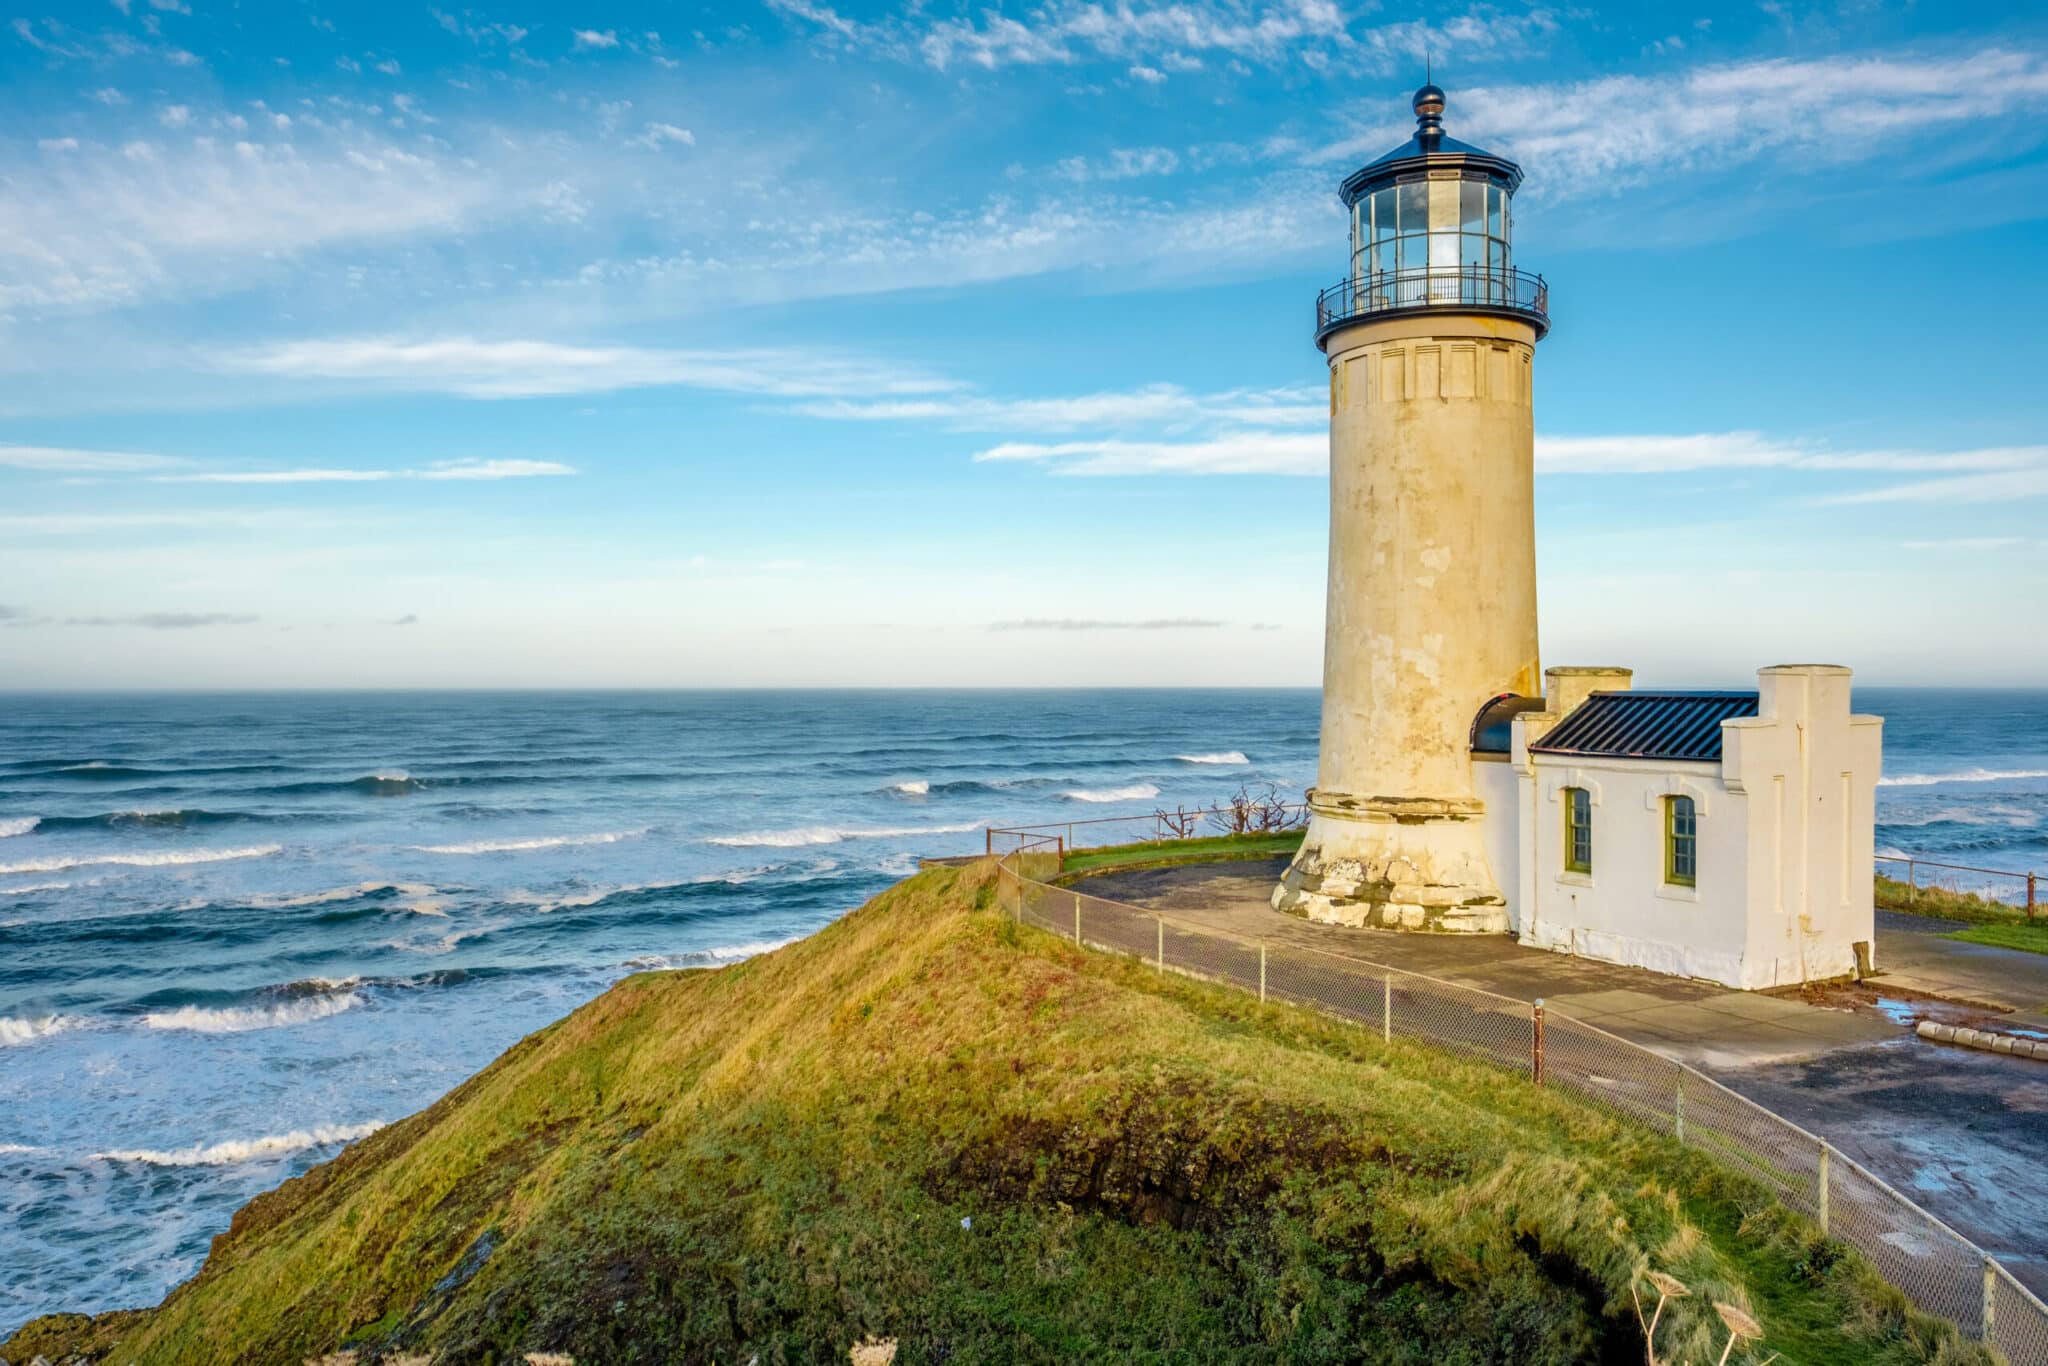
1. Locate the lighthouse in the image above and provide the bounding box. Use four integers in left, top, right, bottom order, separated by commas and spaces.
1273, 84, 1550, 931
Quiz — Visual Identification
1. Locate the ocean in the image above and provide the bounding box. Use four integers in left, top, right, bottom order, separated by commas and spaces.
3, 687, 2044, 1333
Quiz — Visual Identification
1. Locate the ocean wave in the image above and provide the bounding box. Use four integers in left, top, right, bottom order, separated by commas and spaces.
704, 821, 984, 848
886, 779, 930, 796
93, 1121, 384, 1168
414, 828, 650, 855
0, 843, 282, 875
141, 990, 361, 1034
33, 808, 265, 832
375, 922, 497, 956
0, 816, 36, 838
244, 881, 441, 909
1878, 805, 2039, 830
1, 1013, 81, 1047
1174, 751, 1250, 765
1058, 783, 1160, 803
0, 1142, 41, 1155
621, 937, 800, 971
1879, 768, 2048, 788
1, 880, 71, 895
256, 771, 430, 797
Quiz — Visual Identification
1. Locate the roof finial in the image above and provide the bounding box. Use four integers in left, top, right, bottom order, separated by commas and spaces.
1413, 75, 1446, 146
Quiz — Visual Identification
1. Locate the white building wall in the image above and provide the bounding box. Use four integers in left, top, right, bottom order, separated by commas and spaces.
1722, 666, 1882, 987
1509, 664, 1880, 990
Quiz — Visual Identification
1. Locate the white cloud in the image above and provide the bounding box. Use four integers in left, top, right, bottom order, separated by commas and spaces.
797, 383, 1322, 432
0, 443, 184, 472
975, 432, 1325, 476
220, 336, 959, 399
1055, 146, 1179, 182
573, 29, 620, 49
38, 137, 80, 152
629, 121, 695, 150
155, 458, 576, 484
157, 103, 192, 127
1436, 48, 2048, 196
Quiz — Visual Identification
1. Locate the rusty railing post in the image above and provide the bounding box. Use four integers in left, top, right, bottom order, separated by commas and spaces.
2028, 872, 2037, 921
1532, 999, 1545, 1086
1983, 1255, 1996, 1344
1674, 1073, 1685, 1144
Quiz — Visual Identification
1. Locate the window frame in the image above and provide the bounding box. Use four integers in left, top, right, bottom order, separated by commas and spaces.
1563, 786, 1592, 874
1665, 795, 1698, 888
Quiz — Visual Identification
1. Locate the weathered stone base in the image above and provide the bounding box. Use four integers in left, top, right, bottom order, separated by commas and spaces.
1272, 795, 1507, 933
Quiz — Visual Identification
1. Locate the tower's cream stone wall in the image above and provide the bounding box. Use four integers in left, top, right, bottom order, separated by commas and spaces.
1274, 313, 1541, 931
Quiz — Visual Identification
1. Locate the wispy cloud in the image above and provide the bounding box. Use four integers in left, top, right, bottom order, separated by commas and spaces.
572, 28, 620, 49
221, 337, 959, 400
989, 617, 1228, 630
61, 612, 259, 629
975, 432, 1324, 475
798, 383, 1321, 433
153, 458, 576, 484
0, 444, 184, 472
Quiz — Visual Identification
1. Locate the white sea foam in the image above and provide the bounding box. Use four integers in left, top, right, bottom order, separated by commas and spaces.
704, 821, 984, 848
141, 992, 361, 1034
0, 1142, 41, 1155
1059, 783, 1160, 803
1879, 768, 2048, 788
0, 816, 38, 837
504, 879, 694, 912
246, 880, 438, 909
93, 1121, 384, 1168
1880, 804, 2039, 829
0, 843, 282, 875
887, 779, 931, 796
876, 850, 920, 877
1, 1014, 81, 1047
413, 828, 650, 855
623, 936, 800, 971
1174, 751, 1250, 765
1, 880, 71, 895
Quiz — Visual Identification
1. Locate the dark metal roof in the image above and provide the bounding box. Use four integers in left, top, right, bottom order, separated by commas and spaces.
1469, 693, 1546, 755
1338, 86, 1524, 207
1529, 691, 1759, 764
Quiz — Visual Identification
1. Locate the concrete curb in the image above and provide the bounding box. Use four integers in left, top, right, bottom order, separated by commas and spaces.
1916, 1018, 2048, 1061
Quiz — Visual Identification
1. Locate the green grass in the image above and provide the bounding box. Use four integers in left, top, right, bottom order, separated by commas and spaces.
1876, 873, 2033, 925
1942, 919, 2048, 956
1057, 829, 1306, 878
8, 862, 1989, 1366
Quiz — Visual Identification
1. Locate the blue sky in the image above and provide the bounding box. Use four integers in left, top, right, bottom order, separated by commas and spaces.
2, 0, 2046, 688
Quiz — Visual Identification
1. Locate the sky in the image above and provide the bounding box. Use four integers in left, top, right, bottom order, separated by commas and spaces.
2, 0, 2047, 689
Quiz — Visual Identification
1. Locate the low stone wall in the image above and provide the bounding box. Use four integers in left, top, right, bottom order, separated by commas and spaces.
1916, 1019, 2048, 1062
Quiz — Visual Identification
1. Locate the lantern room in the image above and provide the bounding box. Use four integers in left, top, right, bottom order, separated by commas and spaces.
1317, 84, 1547, 343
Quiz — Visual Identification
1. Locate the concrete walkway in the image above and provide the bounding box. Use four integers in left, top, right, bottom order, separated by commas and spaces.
1071, 856, 2048, 1296
1874, 910, 2048, 1030
1077, 857, 1894, 1068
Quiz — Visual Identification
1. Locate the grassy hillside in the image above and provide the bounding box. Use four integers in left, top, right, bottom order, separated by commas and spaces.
8, 862, 1986, 1365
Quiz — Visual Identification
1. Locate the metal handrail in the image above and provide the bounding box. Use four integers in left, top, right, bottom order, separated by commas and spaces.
1316, 265, 1548, 336
1875, 853, 2039, 917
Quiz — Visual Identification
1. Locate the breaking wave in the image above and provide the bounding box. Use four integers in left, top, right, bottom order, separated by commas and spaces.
0, 816, 36, 838
93, 1121, 384, 1168
33, 809, 266, 832
704, 821, 984, 848
621, 937, 801, 971
0, 844, 282, 875
886, 779, 930, 796
141, 989, 361, 1034
1174, 751, 1250, 765
413, 828, 650, 855
1879, 768, 2048, 788
1, 1013, 81, 1047
1058, 783, 1160, 803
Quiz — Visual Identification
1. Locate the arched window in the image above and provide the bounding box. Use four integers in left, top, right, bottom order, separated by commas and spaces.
1666, 796, 1698, 887
1563, 786, 1592, 874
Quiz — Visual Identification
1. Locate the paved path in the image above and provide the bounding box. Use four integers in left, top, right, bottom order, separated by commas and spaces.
1078, 857, 1893, 1068
1073, 857, 2048, 1296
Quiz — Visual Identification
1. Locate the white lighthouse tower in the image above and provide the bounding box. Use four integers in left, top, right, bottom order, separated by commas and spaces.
1274, 84, 1550, 931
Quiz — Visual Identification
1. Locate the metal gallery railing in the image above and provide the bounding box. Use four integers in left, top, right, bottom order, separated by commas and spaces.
1316, 265, 1548, 338
990, 836, 2048, 1364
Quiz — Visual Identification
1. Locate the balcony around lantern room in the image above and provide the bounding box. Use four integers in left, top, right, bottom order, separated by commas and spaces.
1314, 264, 1549, 344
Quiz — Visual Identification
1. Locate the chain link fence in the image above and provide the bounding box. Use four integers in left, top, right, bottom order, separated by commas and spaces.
991, 846, 2048, 1365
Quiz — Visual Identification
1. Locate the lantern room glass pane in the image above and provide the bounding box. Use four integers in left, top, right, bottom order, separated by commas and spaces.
1487, 184, 1503, 237
1372, 187, 1395, 244
1460, 232, 1485, 272
1374, 236, 1395, 281
1461, 180, 1485, 231
1397, 181, 1426, 235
